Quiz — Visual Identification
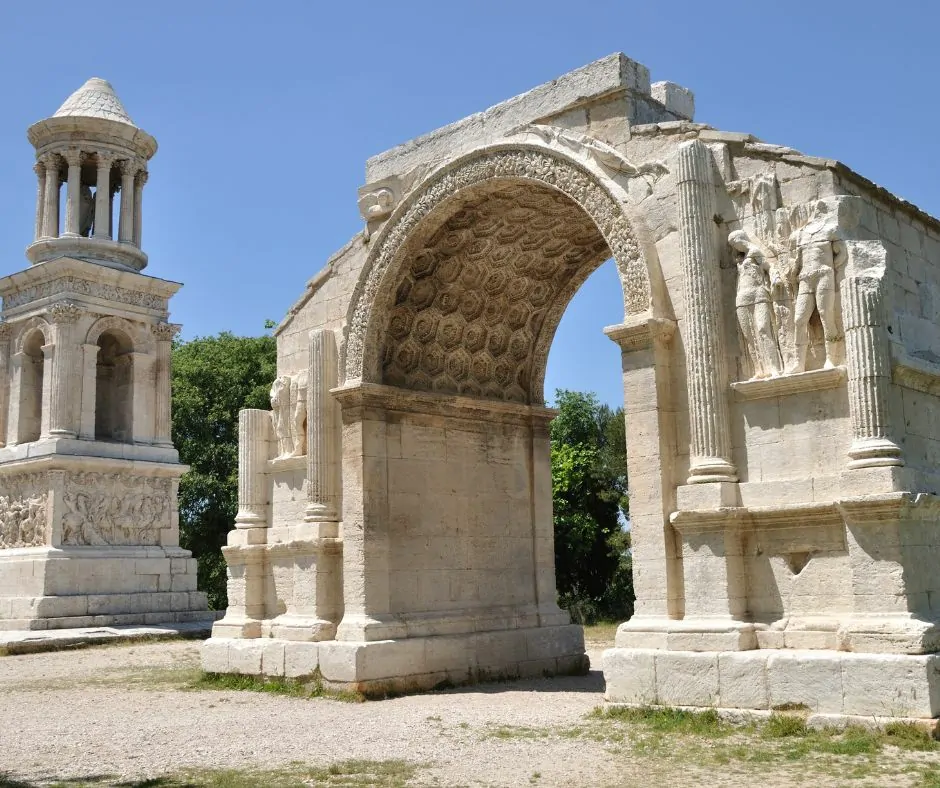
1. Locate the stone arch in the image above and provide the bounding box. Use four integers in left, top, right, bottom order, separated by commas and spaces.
13, 317, 51, 355
84, 315, 152, 353
344, 143, 658, 397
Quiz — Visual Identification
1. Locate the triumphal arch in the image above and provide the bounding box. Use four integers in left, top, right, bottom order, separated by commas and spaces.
204, 53, 940, 719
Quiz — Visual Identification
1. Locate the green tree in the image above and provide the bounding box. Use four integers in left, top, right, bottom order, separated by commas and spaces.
171, 332, 277, 608
551, 389, 633, 623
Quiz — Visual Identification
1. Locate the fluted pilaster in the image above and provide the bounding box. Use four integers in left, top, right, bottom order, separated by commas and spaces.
152, 322, 179, 447
677, 139, 737, 484
47, 302, 81, 437
0, 323, 11, 448
235, 409, 273, 527
305, 329, 341, 529
842, 276, 902, 468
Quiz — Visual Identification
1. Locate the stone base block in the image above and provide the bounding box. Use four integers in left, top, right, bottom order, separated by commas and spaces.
0, 547, 209, 630
201, 624, 588, 695
603, 647, 940, 719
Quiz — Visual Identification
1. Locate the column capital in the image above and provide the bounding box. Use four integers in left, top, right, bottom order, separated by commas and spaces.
62, 149, 84, 168
135, 169, 149, 187
95, 152, 115, 169
0, 323, 11, 341
33, 160, 44, 177
118, 158, 140, 176
47, 301, 82, 325
151, 322, 181, 342
39, 152, 61, 172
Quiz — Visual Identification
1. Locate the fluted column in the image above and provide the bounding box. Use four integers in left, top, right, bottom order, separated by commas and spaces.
152, 323, 179, 447
46, 302, 81, 437
62, 150, 83, 238
235, 409, 273, 527
677, 139, 737, 484
33, 162, 46, 242
133, 170, 147, 247
842, 276, 902, 469
93, 154, 113, 240
40, 154, 60, 239
118, 159, 137, 244
0, 323, 11, 448
305, 329, 341, 534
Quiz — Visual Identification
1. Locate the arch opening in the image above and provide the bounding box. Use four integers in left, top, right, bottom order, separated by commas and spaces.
94, 329, 134, 442
17, 330, 45, 443
377, 180, 615, 405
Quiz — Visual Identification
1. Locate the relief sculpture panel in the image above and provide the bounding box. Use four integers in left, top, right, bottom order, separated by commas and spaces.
61, 472, 171, 546
728, 176, 849, 379
0, 473, 48, 549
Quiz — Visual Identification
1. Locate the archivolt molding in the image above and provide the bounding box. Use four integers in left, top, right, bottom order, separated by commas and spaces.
13, 317, 52, 354
343, 142, 654, 385
85, 315, 154, 354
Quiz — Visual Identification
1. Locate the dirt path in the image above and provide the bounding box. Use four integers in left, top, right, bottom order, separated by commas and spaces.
0, 638, 936, 787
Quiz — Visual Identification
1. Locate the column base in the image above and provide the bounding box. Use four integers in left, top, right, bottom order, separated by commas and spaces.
603, 647, 940, 720
615, 616, 758, 651
846, 437, 903, 469
201, 623, 588, 696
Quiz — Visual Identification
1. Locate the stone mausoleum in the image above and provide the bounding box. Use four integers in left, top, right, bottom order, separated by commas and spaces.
0, 78, 208, 629
188, 51, 937, 720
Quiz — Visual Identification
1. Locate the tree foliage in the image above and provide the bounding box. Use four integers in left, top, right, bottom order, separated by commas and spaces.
551, 389, 634, 624
171, 332, 277, 608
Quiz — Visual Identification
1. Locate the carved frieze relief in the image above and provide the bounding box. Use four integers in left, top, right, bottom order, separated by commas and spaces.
728, 176, 853, 379
61, 472, 171, 546
0, 473, 48, 549
2, 276, 168, 312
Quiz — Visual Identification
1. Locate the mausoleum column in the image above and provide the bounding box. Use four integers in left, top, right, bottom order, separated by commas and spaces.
0, 324, 11, 448
152, 323, 179, 448
40, 154, 60, 239
33, 162, 46, 242
62, 150, 84, 238
133, 170, 147, 247
234, 409, 273, 528
93, 155, 113, 240
304, 329, 341, 537
677, 139, 737, 485
842, 273, 902, 469
47, 302, 81, 437
118, 159, 137, 244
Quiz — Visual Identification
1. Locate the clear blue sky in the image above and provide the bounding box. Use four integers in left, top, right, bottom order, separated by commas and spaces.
0, 1, 936, 407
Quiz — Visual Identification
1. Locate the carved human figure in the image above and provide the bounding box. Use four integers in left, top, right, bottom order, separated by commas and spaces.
729, 230, 782, 379
789, 201, 845, 371
270, 376, 293, 458
79, 184, 95, 237
289, 371, 308, 458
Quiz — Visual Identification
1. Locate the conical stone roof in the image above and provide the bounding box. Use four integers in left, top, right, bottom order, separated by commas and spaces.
53, 77, 135, 126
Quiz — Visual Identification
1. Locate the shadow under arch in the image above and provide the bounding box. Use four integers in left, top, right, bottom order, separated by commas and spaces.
343, 142, 668, 394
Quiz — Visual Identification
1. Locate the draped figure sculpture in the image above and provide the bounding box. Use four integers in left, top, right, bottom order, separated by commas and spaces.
729, 229, 783, 379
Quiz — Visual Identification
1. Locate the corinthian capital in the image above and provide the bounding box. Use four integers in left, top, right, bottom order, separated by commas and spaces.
63, 149, 84, 168
39, 153, 61, 173
96, 153, 115, 171
0, 322, 11, 341
118, 158, 140, 177
48, 301, 82, 324
136, 169, 149, 187
151, 322, 181, 341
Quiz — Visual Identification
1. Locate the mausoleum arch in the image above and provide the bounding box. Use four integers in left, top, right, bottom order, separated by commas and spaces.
84, 315, 152, 353
12, 318, 51, 356
343, 143, 661, 395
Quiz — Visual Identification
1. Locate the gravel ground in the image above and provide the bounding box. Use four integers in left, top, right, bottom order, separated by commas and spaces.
0, 637, 936, 787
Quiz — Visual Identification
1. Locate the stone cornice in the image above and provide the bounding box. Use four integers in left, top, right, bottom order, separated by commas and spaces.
731, 366, 847, 400
604, 314, 676, 353
332, 381, 557, 427
893, 353, 940, 397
